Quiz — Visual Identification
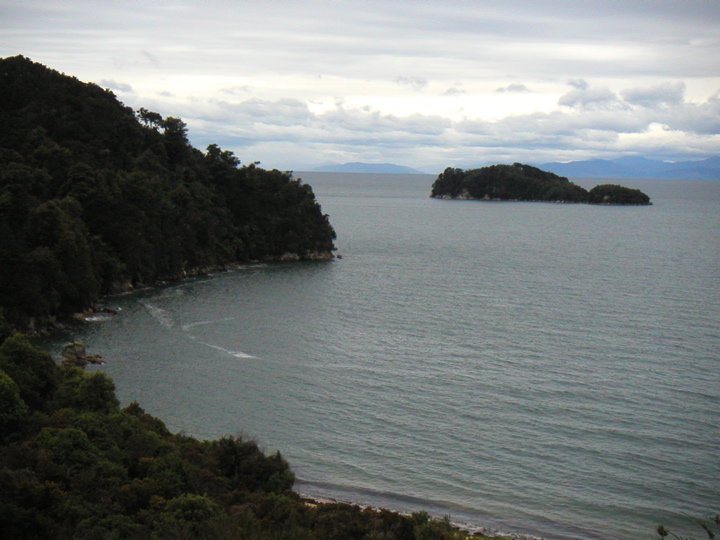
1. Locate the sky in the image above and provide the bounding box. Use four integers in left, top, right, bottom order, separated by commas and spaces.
2, 0, 720, 173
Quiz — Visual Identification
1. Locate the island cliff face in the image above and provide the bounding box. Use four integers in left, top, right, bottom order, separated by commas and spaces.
430, 163, 652, 205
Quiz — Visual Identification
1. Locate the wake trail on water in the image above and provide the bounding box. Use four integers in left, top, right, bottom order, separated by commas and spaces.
139, 300, 174, 329
139, 301, 256, 359
182, 317, 237, 331
194, 341, 257, 359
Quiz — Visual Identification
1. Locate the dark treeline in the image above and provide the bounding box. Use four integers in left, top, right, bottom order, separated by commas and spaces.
0, 328, 480, 539
0, 55, 336, 330
430, 163, 651, 205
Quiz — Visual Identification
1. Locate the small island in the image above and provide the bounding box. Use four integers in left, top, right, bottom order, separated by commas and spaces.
586, 184, 652, 205
430, 163, 651, 205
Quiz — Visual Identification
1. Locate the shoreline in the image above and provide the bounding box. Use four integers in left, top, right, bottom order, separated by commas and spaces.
295, 488, 545, 540
37, 264, 549, 540
22, 255, 336, 336
430, 194, 652, 205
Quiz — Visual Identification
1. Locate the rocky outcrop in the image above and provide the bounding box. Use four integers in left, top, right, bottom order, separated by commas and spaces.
278, 252, 335, 262
61, 341, 102, 367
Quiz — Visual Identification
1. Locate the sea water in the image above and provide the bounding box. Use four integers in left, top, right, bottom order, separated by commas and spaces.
42, 173, 720, 539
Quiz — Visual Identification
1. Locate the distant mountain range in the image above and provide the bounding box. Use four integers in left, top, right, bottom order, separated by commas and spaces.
539, 156, 720, 180
311, 157, 720, 179
312, 162, 426, 174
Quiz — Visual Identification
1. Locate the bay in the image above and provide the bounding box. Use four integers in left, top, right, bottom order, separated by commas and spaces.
42, 173, 720, 539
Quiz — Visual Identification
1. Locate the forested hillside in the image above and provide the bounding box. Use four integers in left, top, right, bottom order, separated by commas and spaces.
0, 55, 336, 329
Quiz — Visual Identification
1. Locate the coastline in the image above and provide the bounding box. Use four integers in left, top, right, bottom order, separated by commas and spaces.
23, 254, 335, 336
430, 194, 652, 205
297, 494, 543, 540
294, 484, 546, 540
30, 265, 540, 540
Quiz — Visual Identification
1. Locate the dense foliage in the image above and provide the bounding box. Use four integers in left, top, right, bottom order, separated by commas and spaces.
587, 184, 652, 205
0, 56, 336, 329
0, 334, 487, 539
430, 163, 588, 202
430, 163, 651, 205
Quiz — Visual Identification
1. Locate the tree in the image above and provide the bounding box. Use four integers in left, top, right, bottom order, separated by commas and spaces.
211, 436, 294, 493
430, 167, 466, 198
161, 116, 189, 165
0, 334, 56, 409
136, 107, 163, 130
55, 368, 119, 413
588, 184, 651, 205
0, 369, 29, 437
205, 144, 240, 168
0, 308, 12, 342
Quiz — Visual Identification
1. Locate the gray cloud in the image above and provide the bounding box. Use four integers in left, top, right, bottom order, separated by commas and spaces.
567, 79, 589, 90
99, 79, 133, 93
221, 86, 252, 96
621, 82, 685, 108
223, 98, 314, 127
660, 97, 720, 135
394, 76, 428, 91
174, 87, 719, 171
496, 84, 530, 93
558, 86, 623, 110
443, 87, 466, 96
140, 50, 159, 67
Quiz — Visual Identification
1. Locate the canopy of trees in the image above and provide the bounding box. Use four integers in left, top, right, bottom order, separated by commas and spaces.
587, 184, 652, 205
0, 56, 336, 329
430, 163, 651, 206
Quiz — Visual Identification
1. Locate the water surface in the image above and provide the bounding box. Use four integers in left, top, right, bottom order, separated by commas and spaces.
44, 174, 720, 539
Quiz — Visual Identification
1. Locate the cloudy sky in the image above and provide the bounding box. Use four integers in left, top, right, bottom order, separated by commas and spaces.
2, 0, 719, 172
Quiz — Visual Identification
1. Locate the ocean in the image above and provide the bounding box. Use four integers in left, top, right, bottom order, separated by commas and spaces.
41, 173, 720, 539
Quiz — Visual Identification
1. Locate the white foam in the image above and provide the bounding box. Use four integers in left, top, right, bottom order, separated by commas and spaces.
182, 317, 236, 331
139, 300, 174, 329
84, 314, 114, 322
231, 351, 256, 358
198, 341, 256, 359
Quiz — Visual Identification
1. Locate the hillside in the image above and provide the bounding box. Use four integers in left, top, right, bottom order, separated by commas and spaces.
0, 56, 336, 330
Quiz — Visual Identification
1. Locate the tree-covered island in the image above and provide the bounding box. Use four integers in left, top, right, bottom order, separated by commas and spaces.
430, 163, 651, 205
